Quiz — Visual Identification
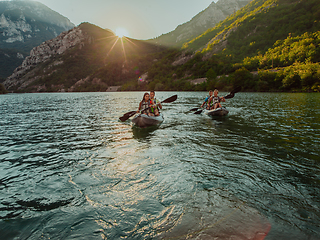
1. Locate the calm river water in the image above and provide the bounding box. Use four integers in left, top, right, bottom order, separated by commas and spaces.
0, 92, 319, 240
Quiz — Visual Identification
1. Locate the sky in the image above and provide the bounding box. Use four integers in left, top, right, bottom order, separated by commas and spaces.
8, 0, 218, 39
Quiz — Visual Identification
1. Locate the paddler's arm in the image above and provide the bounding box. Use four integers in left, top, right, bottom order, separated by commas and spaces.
220, 96, 225, 102
207, 96, 213, 107
137, 101, 142, 112
200, 97, 208, 108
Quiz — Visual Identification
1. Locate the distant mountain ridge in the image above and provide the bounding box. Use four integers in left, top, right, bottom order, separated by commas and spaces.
150, 0, 250, 47
0, 1, 75, 78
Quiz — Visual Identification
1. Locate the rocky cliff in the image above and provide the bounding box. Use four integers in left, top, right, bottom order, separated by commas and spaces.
150, 0, 251, 47
0, 1, 75, 78
0, 1, 74, 49
3, 25, 91, 91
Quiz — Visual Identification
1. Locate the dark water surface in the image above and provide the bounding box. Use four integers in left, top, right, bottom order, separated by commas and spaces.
0, 92, 319, 240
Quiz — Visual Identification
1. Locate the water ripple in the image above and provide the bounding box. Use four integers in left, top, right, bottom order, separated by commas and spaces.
0, 92, 319, 239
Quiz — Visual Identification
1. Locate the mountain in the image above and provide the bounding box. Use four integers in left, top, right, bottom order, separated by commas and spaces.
138, 0, 320, 92
4, 0, 320, 93
0, 1, 75, 78
3, 23, 167, 92
150, 0, 251, 47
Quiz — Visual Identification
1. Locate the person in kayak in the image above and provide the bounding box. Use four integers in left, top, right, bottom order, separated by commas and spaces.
150, 90, 162, 116
200, 90, 213, 109
138, 92, 152, 116
208, 89, 225, 110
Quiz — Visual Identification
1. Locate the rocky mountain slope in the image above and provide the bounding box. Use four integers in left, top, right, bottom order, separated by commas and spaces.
150, 0, 250, 47
3, 23, 166, 92
0, 1, 74, 78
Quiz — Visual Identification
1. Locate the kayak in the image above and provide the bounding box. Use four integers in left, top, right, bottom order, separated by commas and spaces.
204, 107, 229, 116
132, 113, 164, 128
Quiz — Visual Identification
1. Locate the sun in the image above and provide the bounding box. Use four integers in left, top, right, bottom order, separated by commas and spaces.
115, 27, 129, 38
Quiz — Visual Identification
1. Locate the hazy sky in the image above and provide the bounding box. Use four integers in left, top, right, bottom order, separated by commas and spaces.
10, 0, 218, 39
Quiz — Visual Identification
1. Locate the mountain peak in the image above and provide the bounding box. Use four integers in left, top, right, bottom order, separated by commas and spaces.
150, 0, 251, 47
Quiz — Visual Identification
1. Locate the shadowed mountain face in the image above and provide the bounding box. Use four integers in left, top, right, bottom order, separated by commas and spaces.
0, 1, 75, 78
3, 23, 168, 92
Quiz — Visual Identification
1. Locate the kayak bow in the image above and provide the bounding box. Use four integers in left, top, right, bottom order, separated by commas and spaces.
132, 113, 164, 128
204, 107, 229, 116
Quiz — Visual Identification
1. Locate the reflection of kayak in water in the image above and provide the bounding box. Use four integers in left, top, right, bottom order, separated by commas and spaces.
132, 113, 164, 128
204, 107, 229, 116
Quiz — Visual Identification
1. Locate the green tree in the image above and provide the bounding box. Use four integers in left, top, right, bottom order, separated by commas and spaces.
206, 68, 217, 80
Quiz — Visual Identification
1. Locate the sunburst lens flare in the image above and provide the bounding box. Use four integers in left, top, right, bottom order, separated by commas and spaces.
115, 27, 129, 38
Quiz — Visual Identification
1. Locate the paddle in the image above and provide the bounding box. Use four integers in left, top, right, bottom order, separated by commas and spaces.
224, 86, 242, 99
189, 107, 200, 111
194, 87, 241, 114
119, 95, 178, 122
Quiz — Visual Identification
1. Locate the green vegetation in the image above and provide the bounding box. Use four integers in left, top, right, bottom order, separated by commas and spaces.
123, 0, 320, 92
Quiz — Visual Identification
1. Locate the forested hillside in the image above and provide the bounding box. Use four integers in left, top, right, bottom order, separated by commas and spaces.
122, 0, 320, 92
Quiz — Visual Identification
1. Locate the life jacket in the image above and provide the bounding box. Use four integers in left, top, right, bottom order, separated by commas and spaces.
213, 96, 220, 104
150, 98, 159, 113
141, 100, 151, 114
209, 96, 220, 106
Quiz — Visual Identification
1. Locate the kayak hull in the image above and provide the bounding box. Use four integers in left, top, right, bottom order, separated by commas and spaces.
132, 113, 164, 128
204, 107, 229, 116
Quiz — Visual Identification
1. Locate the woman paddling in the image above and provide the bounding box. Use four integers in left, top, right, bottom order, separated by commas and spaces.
138, 92, 152, 116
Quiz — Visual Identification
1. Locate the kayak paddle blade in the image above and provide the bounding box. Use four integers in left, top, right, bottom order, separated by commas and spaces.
190, 107, 200, 111
231, 86, 242, 94
194, 109, 203, 114
224, 86, 242, 99
119, 111, 137, 122
161, 95, 177, 103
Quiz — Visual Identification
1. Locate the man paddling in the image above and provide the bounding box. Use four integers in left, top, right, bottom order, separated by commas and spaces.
150, 90, 162, 116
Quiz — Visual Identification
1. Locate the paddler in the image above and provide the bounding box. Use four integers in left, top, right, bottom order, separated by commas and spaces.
150, 90, 162, 116
208, 89, 225, 110
200, 90, 213, 109
138, 92, 152, 116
